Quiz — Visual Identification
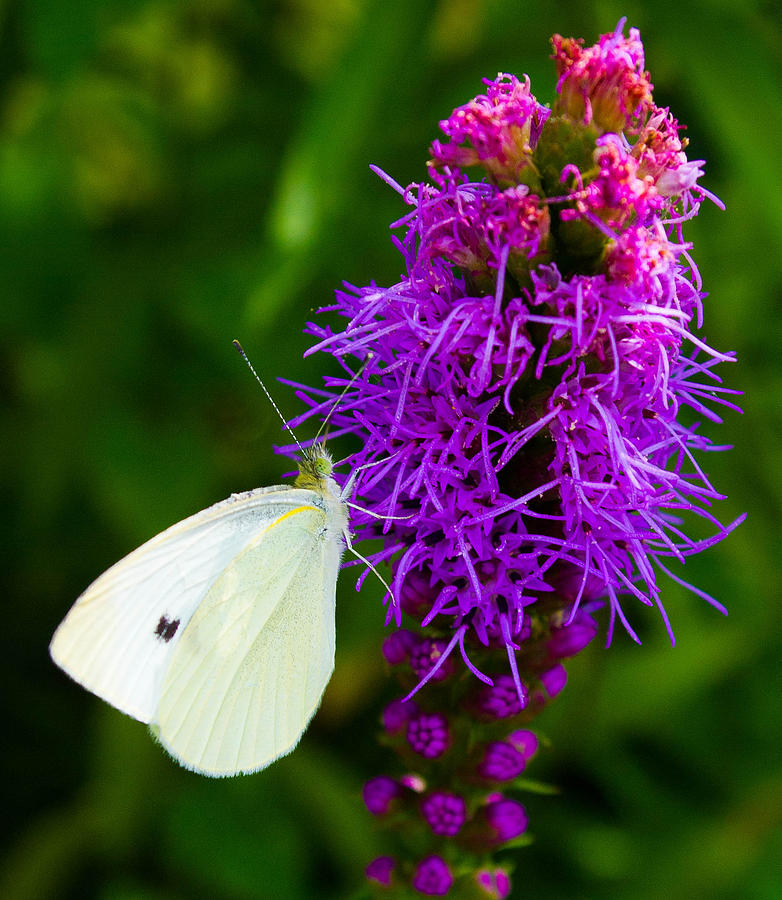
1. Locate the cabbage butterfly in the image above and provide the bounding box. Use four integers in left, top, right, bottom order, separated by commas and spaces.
50, 351, 353, 777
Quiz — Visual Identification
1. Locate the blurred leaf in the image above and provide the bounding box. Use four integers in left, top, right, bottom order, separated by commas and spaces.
244, 0, 438, 333
3, 2, 780, 897
25, 0, 105, 78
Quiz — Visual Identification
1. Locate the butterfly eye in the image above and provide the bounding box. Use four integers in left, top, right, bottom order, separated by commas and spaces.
315, 457, 333, 477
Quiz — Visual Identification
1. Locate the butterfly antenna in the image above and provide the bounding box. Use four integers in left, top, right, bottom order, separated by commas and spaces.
233, 340, 304, 454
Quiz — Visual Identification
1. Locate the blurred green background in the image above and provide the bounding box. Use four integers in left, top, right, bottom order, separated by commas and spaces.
2, 0, 779, 897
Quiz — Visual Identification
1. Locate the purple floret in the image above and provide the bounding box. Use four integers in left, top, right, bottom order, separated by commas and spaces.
412, 855, 454, 896
420, 791, 467, 836
407, 712, 449, 759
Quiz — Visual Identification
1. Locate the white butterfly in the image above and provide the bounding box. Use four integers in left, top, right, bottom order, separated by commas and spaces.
49, 441, 350, 777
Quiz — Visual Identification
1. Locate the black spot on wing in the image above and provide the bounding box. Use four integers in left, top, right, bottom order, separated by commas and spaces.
154, 615, 180, 642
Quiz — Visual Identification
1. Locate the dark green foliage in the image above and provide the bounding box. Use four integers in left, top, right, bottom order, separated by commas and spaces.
2, 1, 779, 897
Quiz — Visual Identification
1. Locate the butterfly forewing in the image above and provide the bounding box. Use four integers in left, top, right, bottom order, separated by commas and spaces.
49, 486, 323, 725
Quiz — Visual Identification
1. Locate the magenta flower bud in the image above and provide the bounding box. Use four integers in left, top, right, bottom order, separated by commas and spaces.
507, 729, 538, 760
412, 855, 453, 896
539, 663, 567, 698
477, 740, 527, 781
399, 569, 436, 617
382, 628, 417, 665
407, 712, 449, 759
547, 610, 598, 659
551, 21, 652, 133
484, 798, 529, 843
633, 108, 702, 197
399, 773, 426, 793
410, 638, 455, 682
420, 790, 467, 836
382, 698, 419, 735
362, 776, 402, 816
430, 73, 550, 185
366, 856, 395, 886
475, 867, 512, 898
474, 675, 528, 719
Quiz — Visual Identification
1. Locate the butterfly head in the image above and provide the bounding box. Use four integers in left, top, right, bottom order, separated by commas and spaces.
295, 442, 335, 491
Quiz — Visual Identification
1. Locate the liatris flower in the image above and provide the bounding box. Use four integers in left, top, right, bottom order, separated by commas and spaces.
363, 776, 404, 816
474, 867, 512, 899
420, 791, 467, 836
412, 856, 454, 896
285, 18, 742, 897
366, 855, 395, 887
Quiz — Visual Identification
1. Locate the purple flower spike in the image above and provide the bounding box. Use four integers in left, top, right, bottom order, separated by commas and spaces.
295, 23, 740, 689
412, 856, 454, 896
320, 21, 741, 892
366, 856, 395, 886
485, 797, 529, 843
421, 791, 467, 836
363, 776, 402, 816
475, 867, 512, 899
407, 713, 450, 759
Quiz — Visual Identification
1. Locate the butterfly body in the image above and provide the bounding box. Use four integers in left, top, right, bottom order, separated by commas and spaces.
50, 443, 349, 776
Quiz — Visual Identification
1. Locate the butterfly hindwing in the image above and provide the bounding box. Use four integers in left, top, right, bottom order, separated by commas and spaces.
155, 503, 339, 775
